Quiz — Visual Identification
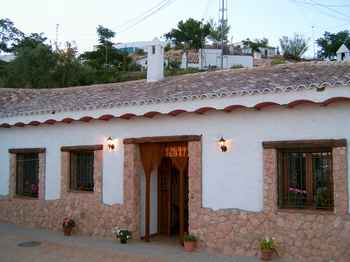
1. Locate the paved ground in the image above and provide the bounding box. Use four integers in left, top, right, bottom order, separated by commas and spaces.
0, 223, 285, 262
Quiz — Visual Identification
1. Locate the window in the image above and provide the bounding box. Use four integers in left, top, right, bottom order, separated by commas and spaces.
16, 153, 39, 198
70, 151, 94, 192
278, 149, 333, 210
152, 45, 156, 54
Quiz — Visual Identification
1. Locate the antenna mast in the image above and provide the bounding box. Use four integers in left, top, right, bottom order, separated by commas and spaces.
219, 0, 227, 69
55, 24, 59, 51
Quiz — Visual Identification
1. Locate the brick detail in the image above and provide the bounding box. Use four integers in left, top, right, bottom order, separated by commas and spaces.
0, 147, 142, 239
188, 145, 350, 262
333, 147, 348, 215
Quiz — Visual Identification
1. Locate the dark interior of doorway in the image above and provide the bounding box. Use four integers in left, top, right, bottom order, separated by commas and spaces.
158, 157, 189, 238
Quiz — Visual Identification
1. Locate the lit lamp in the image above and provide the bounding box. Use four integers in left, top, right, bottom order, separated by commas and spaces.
107, 137, 115, 151
219, 137, 227, 152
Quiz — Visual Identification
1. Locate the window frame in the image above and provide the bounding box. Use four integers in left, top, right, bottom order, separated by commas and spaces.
277, 147, 334, 211
8, 148, 46, 199
69, 150, 95, 192
61, 145, 102, 194
15, 152, 40, 198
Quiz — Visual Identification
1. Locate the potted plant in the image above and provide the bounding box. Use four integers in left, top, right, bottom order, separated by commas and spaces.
183, 234, 197, 252
112, 227, 131, 244
259, 237, 275, 261
62, 218, 75, 236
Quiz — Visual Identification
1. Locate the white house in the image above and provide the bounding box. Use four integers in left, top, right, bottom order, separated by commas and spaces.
181, 48, 253, 69
231, 42, 279, 59
0, 54, 15, 62
0, 40, 350, 261
337, 43, 350, 62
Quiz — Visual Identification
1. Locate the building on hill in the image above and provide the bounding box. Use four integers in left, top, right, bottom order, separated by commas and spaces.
0, 39, 350, 261
337, 43, 350, 62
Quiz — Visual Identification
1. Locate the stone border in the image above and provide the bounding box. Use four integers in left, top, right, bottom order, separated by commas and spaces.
9, 150, 46, 200
188, 141, 350, 261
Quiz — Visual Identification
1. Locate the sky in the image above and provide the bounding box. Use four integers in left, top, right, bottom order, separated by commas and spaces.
1, 0, 350, 57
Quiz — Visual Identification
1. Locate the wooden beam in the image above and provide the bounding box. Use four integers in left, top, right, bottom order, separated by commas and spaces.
179, 170, 184, 244
123, 135, 202, 144
61, 145, 103, 152
263, 139, 347, 149
145, 172, 151, 242
9, 148, 46, 154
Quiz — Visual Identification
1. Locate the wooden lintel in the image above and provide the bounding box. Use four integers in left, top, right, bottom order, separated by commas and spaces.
263, 139, 347, 149
61, 145, 103, 152
8, 148, 46, 154
123, 135, 202, 144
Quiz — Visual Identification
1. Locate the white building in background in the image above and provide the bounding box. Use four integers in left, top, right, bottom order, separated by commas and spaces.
114, 41, 167, 54
181, 48, 253, 69
0, 54, 15, 62
337, 43, 350, 62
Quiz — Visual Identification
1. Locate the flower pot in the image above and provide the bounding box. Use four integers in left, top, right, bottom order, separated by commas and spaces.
63, 227, 73, 236
184, 241, 196, 252
260, 249, 273, 261
120, 238, 127, 244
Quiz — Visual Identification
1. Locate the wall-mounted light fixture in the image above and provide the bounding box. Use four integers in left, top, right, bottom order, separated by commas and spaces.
107, 137, 115, 151
219, 137, 227, 152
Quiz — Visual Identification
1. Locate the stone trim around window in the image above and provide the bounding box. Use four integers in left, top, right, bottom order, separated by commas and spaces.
8, 149, 46, 200
60, 147, 102, 201
262, 139, 348, 215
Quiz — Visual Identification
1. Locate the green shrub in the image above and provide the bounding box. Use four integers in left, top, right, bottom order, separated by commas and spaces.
271, 57, 286, 65
230, 64, 244, 69
184, 234, 196, 242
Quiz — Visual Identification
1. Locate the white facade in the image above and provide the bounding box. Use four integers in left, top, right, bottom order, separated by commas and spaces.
181, 49, 253, 69
337, 44, 350, 62
0, 86, 349, 217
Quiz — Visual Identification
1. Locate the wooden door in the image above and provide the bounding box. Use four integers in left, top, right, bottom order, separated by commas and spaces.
158, 158, 171, 235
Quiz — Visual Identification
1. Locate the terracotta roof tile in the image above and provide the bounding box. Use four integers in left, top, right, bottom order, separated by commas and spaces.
0, 62, 349, 118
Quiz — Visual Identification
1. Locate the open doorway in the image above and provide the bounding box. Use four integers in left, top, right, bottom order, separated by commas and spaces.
158, 156, 189, 239
138, 140, 189, 244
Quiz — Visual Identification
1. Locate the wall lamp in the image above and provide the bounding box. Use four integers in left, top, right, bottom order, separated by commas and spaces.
219, 137, 227, 152
107, 137, 116, 151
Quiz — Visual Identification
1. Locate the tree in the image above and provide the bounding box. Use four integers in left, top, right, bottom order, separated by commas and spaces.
96, 25, 115, 45
54, 42, 94, 87
165, 18, 211, 68
165, 18, 211, 50
3, 33, 57, 88
208, 19, 230, 48
0, 18, 24, 53
280, 34, 308, 61
242, 38, 269, 53
317, 30, 350, 59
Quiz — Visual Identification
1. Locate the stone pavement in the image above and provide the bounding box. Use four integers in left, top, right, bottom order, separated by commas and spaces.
0, 223, 288, 262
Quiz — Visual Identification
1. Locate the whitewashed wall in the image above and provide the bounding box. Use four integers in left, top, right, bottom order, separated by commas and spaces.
0, 103, 349, 213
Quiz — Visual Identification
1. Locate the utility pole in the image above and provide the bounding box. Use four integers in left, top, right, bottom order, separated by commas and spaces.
55, 24, 59, 51
220, 0, 227, 69
312, 25, 316, 60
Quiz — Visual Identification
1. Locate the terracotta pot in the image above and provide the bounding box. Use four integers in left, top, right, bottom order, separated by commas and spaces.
120, 238, 127, 244
184, 241, 196, 252
63, 227, 73, 236
260, 249, 273, 261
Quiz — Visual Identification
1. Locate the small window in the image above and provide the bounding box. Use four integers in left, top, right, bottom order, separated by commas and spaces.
152, 45, 156, 54
278, 149, 333, 210
70, 151, 94, 192
16, 153, 39, 198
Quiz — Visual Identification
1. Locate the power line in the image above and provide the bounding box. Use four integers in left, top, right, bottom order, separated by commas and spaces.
116, 0, 177, 34
290, 0, 350, 22
115, 0, 170, 31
